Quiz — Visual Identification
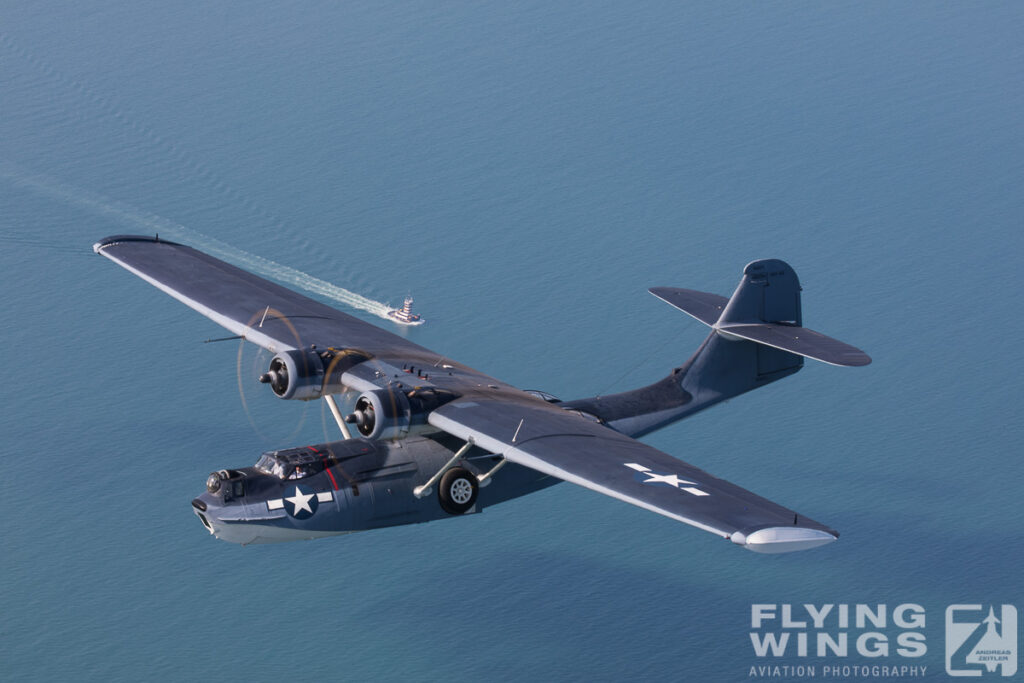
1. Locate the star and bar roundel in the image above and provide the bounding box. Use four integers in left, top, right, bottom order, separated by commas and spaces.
266, 485, 334, 519
624, 463, 709, 497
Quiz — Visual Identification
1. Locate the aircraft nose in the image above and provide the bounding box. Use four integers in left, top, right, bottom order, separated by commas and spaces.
191, 491, 261, 544
192, 496, 216, 534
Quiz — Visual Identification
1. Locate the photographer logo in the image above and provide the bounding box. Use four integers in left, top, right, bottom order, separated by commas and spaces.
946, 605, 1017, 677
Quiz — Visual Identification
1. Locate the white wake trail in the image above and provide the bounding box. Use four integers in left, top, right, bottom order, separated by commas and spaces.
168, 232, 393, 319
1, 163, 394, 319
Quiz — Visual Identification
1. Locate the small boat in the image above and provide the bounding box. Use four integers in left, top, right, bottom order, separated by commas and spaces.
387, 297, 424, 325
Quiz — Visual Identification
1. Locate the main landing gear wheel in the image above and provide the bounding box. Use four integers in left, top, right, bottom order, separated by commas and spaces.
438, 467, 479, 515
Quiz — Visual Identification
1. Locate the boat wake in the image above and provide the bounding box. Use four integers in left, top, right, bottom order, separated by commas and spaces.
1, 163, 396, 321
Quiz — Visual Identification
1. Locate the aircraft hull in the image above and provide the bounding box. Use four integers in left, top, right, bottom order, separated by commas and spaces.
193, 434, 557, 544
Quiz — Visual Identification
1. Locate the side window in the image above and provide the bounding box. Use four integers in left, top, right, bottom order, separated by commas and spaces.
287, 465, 316, 479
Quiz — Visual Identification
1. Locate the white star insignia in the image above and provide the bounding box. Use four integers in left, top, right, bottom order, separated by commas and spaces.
285, 486, 315, 515
639, 471, 696, 488
624, 463, 709, 496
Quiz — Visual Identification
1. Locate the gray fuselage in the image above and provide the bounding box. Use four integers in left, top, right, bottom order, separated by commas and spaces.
192, 432, 558, 544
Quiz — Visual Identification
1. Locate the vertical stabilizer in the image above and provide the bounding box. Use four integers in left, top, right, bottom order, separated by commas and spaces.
713, 259, 805, 379
568, 259, 869, 436
652, 260, 810, 419
719, 259, 802, 326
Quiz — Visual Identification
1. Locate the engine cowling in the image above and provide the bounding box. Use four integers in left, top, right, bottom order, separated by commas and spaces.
258, 348, 371, 400
259, 349, 326, 400
347, 388, 413, 440
346, 386, 460, 440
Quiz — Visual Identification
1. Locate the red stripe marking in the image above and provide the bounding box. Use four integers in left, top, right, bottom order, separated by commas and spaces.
309, 446, 339, 491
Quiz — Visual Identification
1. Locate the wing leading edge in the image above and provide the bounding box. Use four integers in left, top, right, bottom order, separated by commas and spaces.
429, 398, 838, 554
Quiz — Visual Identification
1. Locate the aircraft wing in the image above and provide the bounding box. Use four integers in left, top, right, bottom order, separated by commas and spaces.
93, 234, 471, 367
429, 397, 838, 553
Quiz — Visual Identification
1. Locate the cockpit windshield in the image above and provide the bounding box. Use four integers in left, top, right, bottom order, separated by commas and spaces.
255, 453, 288, 478
254, 448, 325, 480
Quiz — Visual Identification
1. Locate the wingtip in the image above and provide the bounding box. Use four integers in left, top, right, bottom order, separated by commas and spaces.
93, 234, 182, 253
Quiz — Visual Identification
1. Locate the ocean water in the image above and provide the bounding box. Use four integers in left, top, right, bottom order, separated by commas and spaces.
2, 3, 1022, 681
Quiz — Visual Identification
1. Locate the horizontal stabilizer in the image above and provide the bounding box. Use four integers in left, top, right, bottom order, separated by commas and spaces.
718, 323, 871, 367
648, 287, 729, 326
652, 260, 871, 368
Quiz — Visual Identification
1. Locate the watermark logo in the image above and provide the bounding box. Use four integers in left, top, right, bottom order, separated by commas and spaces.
946, 604, 1017, 677
750, 604, 928, 659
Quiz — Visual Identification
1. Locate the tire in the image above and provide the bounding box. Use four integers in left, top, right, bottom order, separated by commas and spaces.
438, 467, 479, 515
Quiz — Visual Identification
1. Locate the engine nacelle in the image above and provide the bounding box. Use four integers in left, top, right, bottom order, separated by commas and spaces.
348, 388, 414, 440
346, 386, 460, 440
259, 348, 372, 400
259, 350, 326, 400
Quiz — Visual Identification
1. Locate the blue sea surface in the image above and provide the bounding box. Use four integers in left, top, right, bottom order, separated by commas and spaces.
2, 3, 1022, 681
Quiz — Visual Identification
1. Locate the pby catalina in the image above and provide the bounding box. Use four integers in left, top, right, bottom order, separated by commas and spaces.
94, 236, 870, 553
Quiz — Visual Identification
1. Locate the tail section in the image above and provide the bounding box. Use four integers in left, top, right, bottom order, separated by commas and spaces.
651, 259, 870, 368
648, 258, 869, 427
562, 259, 869, 439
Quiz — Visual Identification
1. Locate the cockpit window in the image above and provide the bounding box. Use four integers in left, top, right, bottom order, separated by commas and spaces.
255, 453, 282, 477
288, 465, 311, 479
255, 449, 324, 480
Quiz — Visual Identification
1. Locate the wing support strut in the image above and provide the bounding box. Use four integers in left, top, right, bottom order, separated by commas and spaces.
323, 394, 352, 440
414, 438, 474, 498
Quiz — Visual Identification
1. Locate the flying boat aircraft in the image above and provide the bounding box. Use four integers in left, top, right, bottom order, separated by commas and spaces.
94, 235, 870, 553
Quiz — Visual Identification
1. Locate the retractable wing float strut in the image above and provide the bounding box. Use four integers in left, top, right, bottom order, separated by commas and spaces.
413, 437, 510, 499
475, 457, 507, 487
414, 438, 473, 498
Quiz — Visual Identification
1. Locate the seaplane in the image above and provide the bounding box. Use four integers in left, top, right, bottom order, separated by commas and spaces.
94, 235, 870, 552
